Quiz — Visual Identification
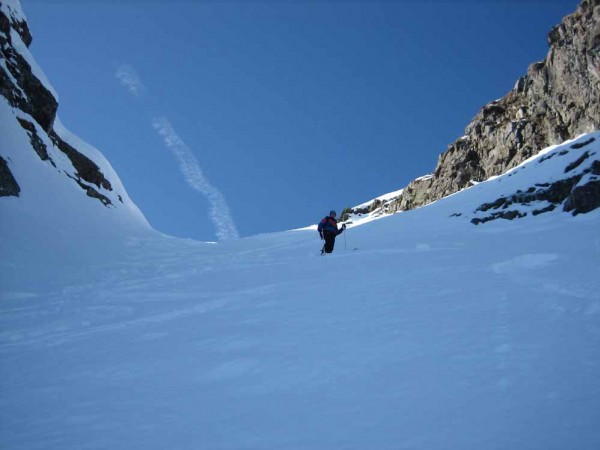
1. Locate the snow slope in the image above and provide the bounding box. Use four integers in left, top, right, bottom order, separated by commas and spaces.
1, 0, 152, 289
1, 134, 599, 449
0, 96, 155, 290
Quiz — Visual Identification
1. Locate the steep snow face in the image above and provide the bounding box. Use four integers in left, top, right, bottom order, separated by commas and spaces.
1, 0, 152, 263
0, 97, 155, 290
1, 134, 599, 450
1, 0, 155, 288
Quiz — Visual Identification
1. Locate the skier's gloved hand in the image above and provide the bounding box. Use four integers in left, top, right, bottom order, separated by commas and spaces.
319, 232, 324, 240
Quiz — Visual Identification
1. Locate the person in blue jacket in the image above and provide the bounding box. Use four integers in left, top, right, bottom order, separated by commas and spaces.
318, 210, 346, 255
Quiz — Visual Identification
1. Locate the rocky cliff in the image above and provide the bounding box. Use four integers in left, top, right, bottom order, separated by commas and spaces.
344, 0, 600, 221
0, 0, 117, 205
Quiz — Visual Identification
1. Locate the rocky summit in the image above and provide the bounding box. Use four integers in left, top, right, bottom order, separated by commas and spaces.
343, 0, 600, 221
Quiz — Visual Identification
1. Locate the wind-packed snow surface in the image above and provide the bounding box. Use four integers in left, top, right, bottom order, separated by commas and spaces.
1, 134, 600, 450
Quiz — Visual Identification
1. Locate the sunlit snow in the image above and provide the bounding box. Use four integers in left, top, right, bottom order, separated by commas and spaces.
1, 109, 599, 448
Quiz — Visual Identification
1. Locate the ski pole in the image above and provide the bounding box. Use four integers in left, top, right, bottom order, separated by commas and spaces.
344, 226, 347, 251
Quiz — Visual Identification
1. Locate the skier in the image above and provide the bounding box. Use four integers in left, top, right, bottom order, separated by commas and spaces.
318, 210, 346, 255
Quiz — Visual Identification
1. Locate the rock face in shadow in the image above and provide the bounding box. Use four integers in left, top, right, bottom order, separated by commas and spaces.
0, 14, 56, 133
0, 155, 20, 197
388, 0, 600, 215
0, 1, 112, 204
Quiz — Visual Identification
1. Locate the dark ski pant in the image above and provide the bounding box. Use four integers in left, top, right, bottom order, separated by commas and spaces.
322, 231, 337, 254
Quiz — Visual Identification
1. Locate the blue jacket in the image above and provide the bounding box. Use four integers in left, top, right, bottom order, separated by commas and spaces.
318, 216, 343, 236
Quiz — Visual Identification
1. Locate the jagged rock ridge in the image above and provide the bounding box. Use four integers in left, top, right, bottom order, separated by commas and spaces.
0, 0, 114, 204
343, 0, 600, 222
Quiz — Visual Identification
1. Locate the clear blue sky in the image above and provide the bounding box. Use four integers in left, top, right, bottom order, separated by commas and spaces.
24, 0, 577, 241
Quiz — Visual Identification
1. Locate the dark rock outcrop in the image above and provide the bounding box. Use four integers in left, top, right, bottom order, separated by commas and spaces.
0, 155, 20, 197
469, 135, 600, 224
0, 1, 113, 206
0, 1, 31, 46
564, 159, 600, 213
388, 0, 600, 216
0, 12, 57, 132
17, 117, 53, 164
48, 130, 112, 191
564, 179, 600, 213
